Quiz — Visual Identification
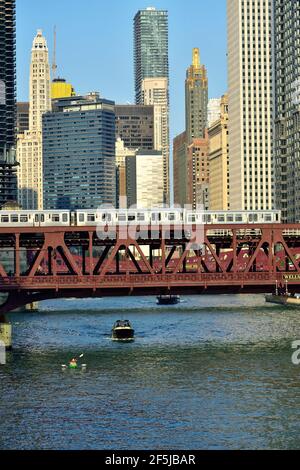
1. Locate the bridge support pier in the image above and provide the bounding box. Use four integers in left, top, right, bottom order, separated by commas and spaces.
0, 315, 12, 350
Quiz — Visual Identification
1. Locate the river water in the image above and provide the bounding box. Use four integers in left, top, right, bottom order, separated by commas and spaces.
0, 294, 300, 450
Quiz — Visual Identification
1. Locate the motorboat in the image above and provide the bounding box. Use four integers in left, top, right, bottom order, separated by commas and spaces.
111, 320, 134, 341
156, 294, 180, 305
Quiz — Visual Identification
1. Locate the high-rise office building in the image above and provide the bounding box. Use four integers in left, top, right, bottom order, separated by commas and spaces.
0, 0, 17, 206
227, 0, 273, 211
185, 48, 208, 143
43, 94, 116, 209
115, 104, 154, 151
141, 77, 169, 200
126, 150, 164, 209
17, 30, 51, 209
274, 0, 300, 222
208, 94, 230, 210
186, 134, 209, 210
134, 7, 169, 103
17, 102, 29, 134
134, 7, 169, 202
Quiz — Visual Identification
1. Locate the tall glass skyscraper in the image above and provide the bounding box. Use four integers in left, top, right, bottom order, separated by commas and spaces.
0, 0, 17, 205
274, 0, 300, 223
134, 7, 170, 202
134, 7, 169, 104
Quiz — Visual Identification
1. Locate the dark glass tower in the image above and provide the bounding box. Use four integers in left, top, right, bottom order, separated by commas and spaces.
274, 0, 300, 222
134, 7, 169, 104
0, 0, 17, 206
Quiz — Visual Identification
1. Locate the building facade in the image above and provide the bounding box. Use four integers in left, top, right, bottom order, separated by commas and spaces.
208, 94, 230, 210
207, 98, 221, 128
274, 0, 300, 222
173, 131, 187, 207
186, 134, 210, 210
115, 137, 137, 208
141, 77, 169, 201
43, 94, 116, 209
185, 48, 208, 144
0, 0, 17, 206
17, 30, 52, 209
126, 150, 164, 209
51, 78, 75, 100
227, 0, 273, 210
115, 104, 154, 151
17, 102, 29, 134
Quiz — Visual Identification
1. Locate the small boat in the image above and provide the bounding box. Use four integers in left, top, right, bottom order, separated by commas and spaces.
156, 294, 180, 305
112, 320, 134, 341
265, 293, 300, 306
265, 280, 300, 306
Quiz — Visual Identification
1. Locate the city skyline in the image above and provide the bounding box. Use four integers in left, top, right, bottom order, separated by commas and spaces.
15, 0, 227, 142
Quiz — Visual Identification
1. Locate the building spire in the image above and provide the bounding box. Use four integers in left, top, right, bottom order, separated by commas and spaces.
192, 48, 200, 68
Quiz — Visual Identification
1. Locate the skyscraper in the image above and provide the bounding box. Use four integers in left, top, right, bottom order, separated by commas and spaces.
43, 94, 116, 209
227, 0, 273, 211
274, 0, 300, 222
17, 30, 51, 209
134, 7, 169, 202
141, 77, 169, 200
134, 7, 169, 104
208, 94, 229, 210
0, 0, 17, 206
185, 48, 208, 143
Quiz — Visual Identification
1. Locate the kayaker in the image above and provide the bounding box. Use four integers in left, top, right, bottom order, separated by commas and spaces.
69, 358, 78, 368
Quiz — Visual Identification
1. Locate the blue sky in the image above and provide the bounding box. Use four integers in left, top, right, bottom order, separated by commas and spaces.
16, 0, 227, 140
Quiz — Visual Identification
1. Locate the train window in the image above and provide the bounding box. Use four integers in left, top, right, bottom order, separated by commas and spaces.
62, 213, 68, 222
235, 215, 243, 222
78, 213, 84, 222
217, 215, 225, 222
35, 214, 39, 222
188, 214, 195, 222
137, 213, 145, 221
1, 215, 9, 223
20, 215, 28, 223
10, 214, 19, 223
206, 215, 211, 223
52, 214, 60, 222
227, 214, 234, 222
168, 213, 175, 221
265, 214, 272, 222
128, 214, 136, 221
87, 214, 95, 222
41, 214, 45, 222
118, 213, 126, 222
151, 213, 161, 222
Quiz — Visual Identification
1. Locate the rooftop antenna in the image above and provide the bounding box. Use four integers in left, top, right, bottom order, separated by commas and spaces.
52, 25, 57, 80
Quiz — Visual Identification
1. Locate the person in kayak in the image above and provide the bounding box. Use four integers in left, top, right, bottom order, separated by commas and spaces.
69, 358, 78, 368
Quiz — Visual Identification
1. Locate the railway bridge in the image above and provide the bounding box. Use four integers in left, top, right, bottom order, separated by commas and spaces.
1, 223, 300, 313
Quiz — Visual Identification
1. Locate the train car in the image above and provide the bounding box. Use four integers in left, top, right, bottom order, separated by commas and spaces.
0, 210, 70, 227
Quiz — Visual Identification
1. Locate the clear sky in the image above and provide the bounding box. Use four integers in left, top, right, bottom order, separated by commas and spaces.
16, 0, 227, 141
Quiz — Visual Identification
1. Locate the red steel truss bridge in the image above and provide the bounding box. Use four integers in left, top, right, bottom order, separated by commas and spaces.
1, 223, 300, 312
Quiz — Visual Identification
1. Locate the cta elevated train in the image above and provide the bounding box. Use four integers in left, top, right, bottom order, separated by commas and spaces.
0, 209, 281, 227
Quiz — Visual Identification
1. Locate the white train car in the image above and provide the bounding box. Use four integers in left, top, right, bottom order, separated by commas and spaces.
0, 210, 70, 227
